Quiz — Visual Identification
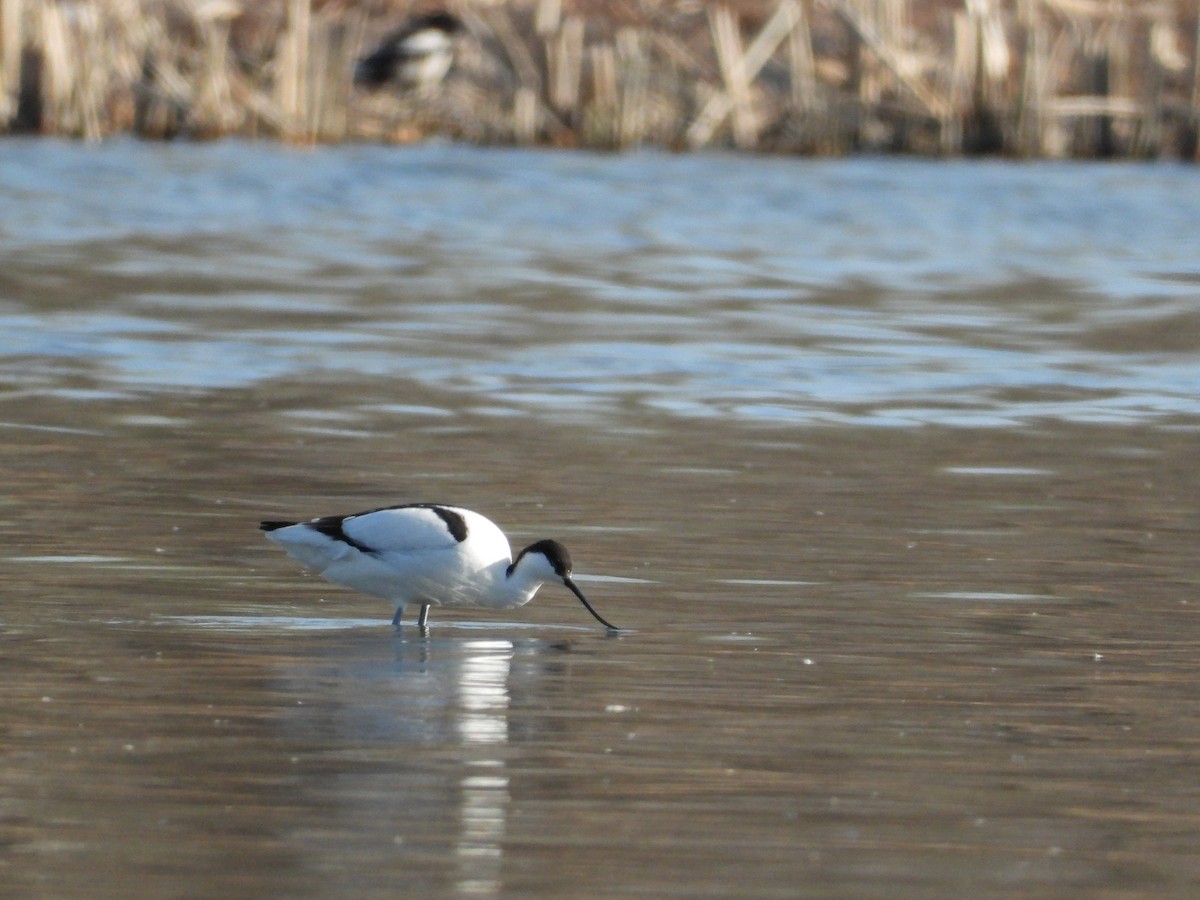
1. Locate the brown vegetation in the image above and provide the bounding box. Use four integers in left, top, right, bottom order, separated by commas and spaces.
1, 0, 1197, 158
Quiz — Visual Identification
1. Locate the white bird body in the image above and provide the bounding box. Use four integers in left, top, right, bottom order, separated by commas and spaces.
260, 503, 618, 630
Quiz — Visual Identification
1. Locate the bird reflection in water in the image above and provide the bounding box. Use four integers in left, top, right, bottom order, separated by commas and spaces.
454, 640, 514, 895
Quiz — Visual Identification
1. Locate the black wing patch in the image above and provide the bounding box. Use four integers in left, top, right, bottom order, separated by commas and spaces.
309, 515, 378, 554
366, 503, 468, 543
301, 503, 469, 553
424, 504, 469, 542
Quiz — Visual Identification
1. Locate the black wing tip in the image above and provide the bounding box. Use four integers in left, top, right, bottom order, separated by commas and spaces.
261, 516, 375, 553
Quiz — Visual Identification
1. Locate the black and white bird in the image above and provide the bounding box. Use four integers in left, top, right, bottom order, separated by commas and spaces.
353, 12, 464, 92
260, 503, 619, 631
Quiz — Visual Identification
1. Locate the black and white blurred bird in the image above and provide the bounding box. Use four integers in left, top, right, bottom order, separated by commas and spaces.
353, 12, 464, 92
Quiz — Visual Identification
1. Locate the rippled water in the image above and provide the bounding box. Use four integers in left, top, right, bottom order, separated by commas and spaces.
2, 140, 1199, 897
6, 141, 1200, 426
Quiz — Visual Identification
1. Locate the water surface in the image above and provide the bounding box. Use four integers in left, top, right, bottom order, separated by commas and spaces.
2, 141, 1199, 897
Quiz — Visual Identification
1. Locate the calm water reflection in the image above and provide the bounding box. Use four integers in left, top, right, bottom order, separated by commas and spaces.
1, 142, 1199, 897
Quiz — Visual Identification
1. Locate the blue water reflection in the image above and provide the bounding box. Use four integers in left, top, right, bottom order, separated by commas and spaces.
2, 141, 1198, 427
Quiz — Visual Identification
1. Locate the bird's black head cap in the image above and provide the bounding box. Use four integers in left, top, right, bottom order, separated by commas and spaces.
511, 539, 572, 578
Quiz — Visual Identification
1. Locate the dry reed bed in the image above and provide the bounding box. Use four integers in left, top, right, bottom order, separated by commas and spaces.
1, 0, 1197, 157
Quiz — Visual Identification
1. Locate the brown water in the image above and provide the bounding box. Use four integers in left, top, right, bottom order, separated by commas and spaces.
2, 142, 1200, 897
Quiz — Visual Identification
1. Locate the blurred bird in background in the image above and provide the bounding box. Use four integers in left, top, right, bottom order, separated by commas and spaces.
353, 11, 464, 93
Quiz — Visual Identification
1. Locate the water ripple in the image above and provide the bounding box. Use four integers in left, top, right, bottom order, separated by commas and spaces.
2, 142, 1199, 428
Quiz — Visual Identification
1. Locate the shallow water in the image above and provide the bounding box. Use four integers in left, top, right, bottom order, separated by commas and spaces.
2, 141, 1199, 897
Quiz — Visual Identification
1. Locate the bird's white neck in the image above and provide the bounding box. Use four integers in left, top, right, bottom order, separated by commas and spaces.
481, 556, 550, 609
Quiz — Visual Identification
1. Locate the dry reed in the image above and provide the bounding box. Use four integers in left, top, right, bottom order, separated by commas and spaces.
0, 0, 1196, 158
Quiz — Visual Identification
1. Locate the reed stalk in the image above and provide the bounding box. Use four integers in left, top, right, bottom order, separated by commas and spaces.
0, 0, 23, 121
0, 0, 1195, 159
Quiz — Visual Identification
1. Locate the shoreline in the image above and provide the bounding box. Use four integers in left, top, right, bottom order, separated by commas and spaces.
2, 0, 1197, 160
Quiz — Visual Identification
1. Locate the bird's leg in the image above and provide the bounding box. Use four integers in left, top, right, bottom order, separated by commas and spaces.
417, 604, 430, 630
391, 605, 404, 626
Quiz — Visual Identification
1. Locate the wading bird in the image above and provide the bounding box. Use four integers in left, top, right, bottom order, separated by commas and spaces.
261, 503, 619, 631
